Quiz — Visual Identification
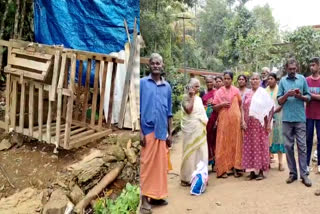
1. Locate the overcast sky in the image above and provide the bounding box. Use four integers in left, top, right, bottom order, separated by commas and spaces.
246, 0, 320, 32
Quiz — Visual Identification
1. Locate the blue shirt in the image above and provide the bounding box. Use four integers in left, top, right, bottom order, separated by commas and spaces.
140, 75, 173, 140
277, 74, 311, 123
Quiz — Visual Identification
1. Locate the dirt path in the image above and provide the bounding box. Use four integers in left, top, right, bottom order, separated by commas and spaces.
153, 133, 320, 214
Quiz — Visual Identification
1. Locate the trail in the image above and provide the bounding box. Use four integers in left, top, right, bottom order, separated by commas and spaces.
152, 133, 320, 214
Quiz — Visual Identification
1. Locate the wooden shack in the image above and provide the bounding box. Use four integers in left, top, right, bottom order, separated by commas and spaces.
0, 39, 130, 150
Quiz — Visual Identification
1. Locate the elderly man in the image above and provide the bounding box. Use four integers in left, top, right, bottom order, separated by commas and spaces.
260, 67, 270, 88
139, 53, 173, 213
277, 58, 312, 187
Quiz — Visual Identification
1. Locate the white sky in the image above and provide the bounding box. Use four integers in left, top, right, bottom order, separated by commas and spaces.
246, 0, 320, 32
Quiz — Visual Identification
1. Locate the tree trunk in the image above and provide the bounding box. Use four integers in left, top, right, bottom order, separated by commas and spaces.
19, 0, 26, 39
13, 0, 21, 39
0, 0, 13, 75
0, 0, 13, 39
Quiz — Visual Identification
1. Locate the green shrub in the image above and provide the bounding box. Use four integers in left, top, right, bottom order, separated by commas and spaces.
94, 183, 140, 214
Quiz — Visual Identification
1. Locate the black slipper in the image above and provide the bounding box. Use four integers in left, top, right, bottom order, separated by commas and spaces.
140, 207, 152, 214
149, 199, 168, 206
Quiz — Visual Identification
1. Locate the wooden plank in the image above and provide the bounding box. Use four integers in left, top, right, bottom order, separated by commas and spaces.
74, 60, 83, 120
62, 58, 69, 118
4, 74, 11, 132
107, 59, 118, 127
10, 79, 17, 131
4, 67, 44, 80
59, 127, 86, 139
8, 55, 50, 72
56, 90, 63, 147
46, 100, 52, 144
63, 95, 74, 149
90, 60, 100, 126
69, 129, 112, 149
69, 54, 77, 93
70, 129, 94, 140
49, 50, 61, 101
38, 85, 43, 141
11, 48, 53, 60
64, 50, 124, 64
98, 61, 107, 129
118, 21, 138, 128
0, 40, 10, 47
81, 59, 91, 122
19, 77, 26, 133
28, 81, 34, 136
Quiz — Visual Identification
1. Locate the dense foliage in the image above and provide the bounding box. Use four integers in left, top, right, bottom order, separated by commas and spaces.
94, 183, 140, 214
141, 0, 320, 115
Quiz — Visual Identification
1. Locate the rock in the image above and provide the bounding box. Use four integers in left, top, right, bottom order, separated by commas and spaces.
132, 141, 140, 148
101, 144, 125, 161
0, 138, 12, 151
0, 188, 43, 214
102, 154, 117, 163
69, 184, 85, 204
124, 148, 137, 164
43, 189, 73, 214
216, 202, 222, 206
10, 133, 23, 147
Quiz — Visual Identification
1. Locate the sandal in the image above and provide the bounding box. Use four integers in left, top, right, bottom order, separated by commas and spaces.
149, 199, 168, 206
180, 181, 190, 186
256, 171, 264, 181
247, 172, 256, 180
140, 207, 152, 214
233, 168, 243, 178
218, 173, 228, 179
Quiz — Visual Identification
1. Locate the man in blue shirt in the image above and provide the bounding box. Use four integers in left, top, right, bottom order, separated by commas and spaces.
139, 53, 173, 214
277, 58, 312, 187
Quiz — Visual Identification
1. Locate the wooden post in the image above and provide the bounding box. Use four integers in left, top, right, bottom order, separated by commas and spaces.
64, 94, 74, 149
107, 59, 117, 127
90, 60, 100, 126
4, 74, 11, 132
74, 60, 83, 120
56, 53, 67, 147
10, 79, 17, 131
19, 76, 25, 133
38, 85, 43, 141
28, 81, 34, 136
46, 100, 52, 144
82, 59, 91, 122
98, 61, 107, 129
49, 50, 61, 101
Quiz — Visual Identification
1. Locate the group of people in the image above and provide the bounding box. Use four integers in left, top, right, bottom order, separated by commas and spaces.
139, 53, 320, 214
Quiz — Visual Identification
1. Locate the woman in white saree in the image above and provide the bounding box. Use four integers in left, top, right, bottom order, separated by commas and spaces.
181, 78, 209, 186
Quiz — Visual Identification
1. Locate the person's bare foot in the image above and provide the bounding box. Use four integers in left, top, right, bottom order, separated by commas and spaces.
278, 163, 285, 171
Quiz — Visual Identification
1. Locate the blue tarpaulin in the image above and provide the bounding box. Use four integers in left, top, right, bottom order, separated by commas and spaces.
33, 0, 140, 85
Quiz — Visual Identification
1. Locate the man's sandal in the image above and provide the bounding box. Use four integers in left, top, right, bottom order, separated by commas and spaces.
149, 199, 168, 206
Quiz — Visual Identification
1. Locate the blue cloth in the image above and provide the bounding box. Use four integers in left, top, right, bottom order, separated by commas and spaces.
34, 0, 140, 85
140, 75, 173, 141
277, 74, 311, 123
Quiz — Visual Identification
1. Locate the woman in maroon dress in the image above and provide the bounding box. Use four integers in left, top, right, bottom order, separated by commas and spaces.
202, 76, 217, 171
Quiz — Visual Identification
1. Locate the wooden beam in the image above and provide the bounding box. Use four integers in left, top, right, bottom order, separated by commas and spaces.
98, 61, 108, 129
107, 59, 117, 127
82, 59, 91, 122
90, 60, 101, 126
69, 129, 112, 149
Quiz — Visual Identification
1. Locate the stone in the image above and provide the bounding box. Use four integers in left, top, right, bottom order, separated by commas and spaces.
132, 141, 140, 148
43, 189, 73, 214
69, 184, 85, 204
101, 144, 125, 161
0, 138, 12, 151
124, 148, 137, 164
0, 188, 43, 214
10, 133, 24, 147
